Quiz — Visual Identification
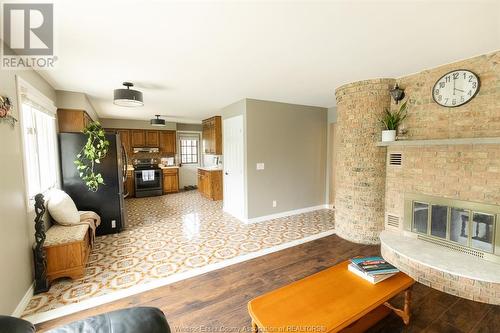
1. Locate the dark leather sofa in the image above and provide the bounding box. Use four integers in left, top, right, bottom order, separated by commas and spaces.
0, 307, 170, 333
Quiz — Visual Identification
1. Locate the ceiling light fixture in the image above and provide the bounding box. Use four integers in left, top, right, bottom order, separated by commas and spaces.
113, 82, 144, 107
150, 115, 166, 127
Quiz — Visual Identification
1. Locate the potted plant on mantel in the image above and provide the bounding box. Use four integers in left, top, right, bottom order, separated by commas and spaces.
380, 100, 407, 142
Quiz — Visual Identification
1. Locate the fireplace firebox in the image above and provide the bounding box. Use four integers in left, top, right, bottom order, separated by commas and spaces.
404, 193, 500, 264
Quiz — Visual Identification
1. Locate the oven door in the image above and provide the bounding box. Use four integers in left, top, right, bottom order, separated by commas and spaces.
134, 169, 162, 191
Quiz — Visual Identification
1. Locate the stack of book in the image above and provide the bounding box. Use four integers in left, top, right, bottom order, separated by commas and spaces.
348, 256, 399, 284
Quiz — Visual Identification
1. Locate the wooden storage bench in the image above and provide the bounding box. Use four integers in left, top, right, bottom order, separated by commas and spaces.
43, 224, 91, 282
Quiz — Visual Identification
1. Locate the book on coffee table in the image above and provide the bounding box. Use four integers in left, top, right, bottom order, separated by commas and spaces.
350, 256, 399, 275
348, 263, 396, 284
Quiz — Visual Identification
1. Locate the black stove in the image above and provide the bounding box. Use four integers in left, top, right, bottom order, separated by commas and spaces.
133, 158, 161, 170
133, 158, 163, 197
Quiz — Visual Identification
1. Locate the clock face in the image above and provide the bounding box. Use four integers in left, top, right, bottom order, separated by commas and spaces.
432, 70, 480, 107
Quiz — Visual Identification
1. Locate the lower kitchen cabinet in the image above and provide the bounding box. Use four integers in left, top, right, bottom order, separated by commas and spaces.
163, 168, 179, 194
197, 169, 223, 200
125, 170, 135, 197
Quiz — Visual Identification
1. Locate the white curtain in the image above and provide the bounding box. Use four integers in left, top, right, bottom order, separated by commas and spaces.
21, 100, 58, 198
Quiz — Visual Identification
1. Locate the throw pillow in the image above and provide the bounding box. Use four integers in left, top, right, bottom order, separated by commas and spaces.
47, 189, 80, 225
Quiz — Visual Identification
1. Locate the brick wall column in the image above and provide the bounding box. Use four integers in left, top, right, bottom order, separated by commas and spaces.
334, 79, 395, 244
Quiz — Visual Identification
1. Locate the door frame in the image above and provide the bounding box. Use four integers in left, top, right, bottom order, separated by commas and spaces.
177, 131, 202, 189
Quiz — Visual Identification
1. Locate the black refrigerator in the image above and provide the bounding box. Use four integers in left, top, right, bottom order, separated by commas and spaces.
59, 133, 127, 235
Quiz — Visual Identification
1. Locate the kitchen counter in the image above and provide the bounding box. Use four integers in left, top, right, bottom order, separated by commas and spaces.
159, 165, 180, 169
127, 165, 179, 171
198, 166, 223, 171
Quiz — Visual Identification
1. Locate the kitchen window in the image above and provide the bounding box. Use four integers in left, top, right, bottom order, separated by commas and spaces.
180, 139, 199, 164
18, 77, 58, 202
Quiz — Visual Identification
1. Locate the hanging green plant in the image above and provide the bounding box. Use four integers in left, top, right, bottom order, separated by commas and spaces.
74, 121, 110, 192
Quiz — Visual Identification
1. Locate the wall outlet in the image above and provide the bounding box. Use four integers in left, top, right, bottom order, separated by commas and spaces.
256, 163, 265, 170
111, 220, 116, 228
272, 200, 277, 208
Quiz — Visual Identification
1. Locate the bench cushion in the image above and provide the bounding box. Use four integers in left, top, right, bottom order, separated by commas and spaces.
44, 224, 89, 247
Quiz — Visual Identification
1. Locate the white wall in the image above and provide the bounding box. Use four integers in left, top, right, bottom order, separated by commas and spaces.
0, 68, 56, 314
56, 90, 99, 121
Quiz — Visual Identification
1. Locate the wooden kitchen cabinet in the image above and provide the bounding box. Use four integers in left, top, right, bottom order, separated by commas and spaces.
57, 109, 93, 133
202, 116, 222, 155
159, 130, 176, 155
131, 130, 146, 147
145, 130, 160, 147
162, 168, 179, 194
197, 169, 222, 200
117, 130, 131, 155
125, 170, 135, 197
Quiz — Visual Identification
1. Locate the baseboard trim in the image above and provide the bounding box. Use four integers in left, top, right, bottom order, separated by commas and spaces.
12, 282, 34, 318
245, 204, 331, 224
23, 229, 335, 325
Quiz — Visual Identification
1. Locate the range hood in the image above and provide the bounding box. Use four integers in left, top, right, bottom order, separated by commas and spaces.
133, 147, 159, 153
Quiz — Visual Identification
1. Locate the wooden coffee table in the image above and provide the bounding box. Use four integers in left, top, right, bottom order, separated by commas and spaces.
248, 261, 415, 333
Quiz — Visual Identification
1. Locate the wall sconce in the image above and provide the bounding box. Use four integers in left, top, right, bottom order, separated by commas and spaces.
390, 84, 405, 104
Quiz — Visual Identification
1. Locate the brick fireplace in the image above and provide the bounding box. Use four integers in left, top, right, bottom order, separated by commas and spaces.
334, 50, 500, 303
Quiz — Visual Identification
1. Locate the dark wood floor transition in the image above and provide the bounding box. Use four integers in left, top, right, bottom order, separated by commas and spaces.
37, 235, 499, 333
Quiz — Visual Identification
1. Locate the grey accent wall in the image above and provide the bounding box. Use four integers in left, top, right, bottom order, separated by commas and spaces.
177, 123, 203, 132
99, 118, 177, 130
245, 99, 327, 219
326, 106, 337, 204
328, 106, 337, 124
0, 65, 56, 314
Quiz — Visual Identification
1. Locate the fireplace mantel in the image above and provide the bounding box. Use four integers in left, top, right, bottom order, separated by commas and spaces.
380, 230, 500, 305
376, 137, 500, 147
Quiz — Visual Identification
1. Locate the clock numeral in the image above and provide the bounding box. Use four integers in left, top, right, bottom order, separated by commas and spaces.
452, 99, 456, 105
445, 76, 451, 83
463, 73, 467, 79
472, 82, 477, 89
469, 75, 474, 82
468, 90, 473, 96
461, 96, 465, 102
453, 73, 459, 79
435, 89, 439, 95
437, 95, 442, 101
445, 98, 449, 104
439, 82, 445, 88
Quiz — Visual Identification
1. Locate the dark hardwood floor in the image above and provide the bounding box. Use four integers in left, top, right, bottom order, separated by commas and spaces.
36, 235, 499, 333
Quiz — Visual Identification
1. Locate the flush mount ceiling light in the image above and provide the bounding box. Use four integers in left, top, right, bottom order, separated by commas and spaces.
113, 82, 144, 107
150, 115, 166, 127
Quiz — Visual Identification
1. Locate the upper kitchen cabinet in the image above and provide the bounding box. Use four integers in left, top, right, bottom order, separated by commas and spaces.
116, 129, 131, 154
159, 130, 176, 155
202, 116, 222, 155
57, 109, 93, 133
145, 130, 160, 147
130, 130, 146, 147
56, 91, 99, 133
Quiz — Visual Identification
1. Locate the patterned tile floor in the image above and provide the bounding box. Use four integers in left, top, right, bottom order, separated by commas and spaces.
22, 191, 335, 318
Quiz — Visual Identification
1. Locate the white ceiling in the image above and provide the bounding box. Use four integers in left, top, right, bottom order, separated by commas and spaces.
36, 0, 500, 122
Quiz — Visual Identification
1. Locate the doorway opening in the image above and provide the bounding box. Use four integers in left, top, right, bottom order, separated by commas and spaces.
178, 132, 201, 191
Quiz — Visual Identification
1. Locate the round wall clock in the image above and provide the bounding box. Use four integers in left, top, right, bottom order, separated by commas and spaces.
432, 69, 480, 107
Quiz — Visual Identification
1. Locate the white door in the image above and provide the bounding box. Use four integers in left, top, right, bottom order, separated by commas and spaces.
223, 115, 245, 220
178, 132, 201, 189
